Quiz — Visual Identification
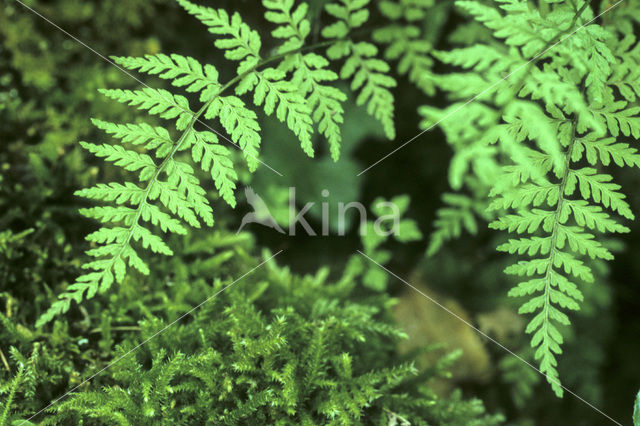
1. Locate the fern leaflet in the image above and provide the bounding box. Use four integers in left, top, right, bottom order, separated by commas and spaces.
323, 0, 397, 140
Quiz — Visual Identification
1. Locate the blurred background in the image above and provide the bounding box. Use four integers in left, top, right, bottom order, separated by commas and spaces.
1, 0, 639, 424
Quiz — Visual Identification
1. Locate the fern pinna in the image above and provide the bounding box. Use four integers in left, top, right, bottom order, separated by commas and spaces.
37, 0, 399, 326
425, 0, 640, 394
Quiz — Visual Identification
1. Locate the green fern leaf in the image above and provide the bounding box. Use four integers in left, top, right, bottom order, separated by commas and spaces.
90, 119, 174, 158
165, 159, 214, 227
592, 101, 640, 139
98, 88, 193, 130
375, 0, 437, 96
566, 168, 633, 219
79, 142, 157, 181
205, 95, 261, 171
253, 69, 315, 156
323, 0, 397, 140
264, 0, 347, 160
77, 182, 147, 205
176, 0, 262, 74
188, 131, 238, 207
263, 0, 310, 52
113, 54, 221, 101
427, 193, 488, 256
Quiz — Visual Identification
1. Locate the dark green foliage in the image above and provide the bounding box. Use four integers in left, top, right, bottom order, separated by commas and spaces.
360, 195, 422, 291
0, 356, 23, 426
0, 345, 47, 426
41, 245, 501, 425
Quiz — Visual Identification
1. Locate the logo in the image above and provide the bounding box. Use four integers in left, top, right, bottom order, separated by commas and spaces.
237, 187, 286, 234
236, 187, 404, 238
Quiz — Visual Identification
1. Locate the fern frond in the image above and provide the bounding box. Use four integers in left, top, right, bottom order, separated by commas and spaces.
573, 134, 640, 167
566, 167, 633, 219
111, 52, 266, 170
303, 58, 347, 161
180, 0, 322, 157
264, 0, 347, 160
375, 0, 437, 96
38, 0, 416, 326
78, 182, 147, 205
426, 0, 640, 396
323, 0, 397, 140
263, 0, 309, 53
490, 117, 636, 395
591, 101, 640, 139
150, 179, 200, 228
165, 159, 214, 227
37, 111, 203, 326
40, 0, 339, 326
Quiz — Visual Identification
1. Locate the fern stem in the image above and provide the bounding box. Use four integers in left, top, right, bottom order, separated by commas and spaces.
542, 119, 577, 332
